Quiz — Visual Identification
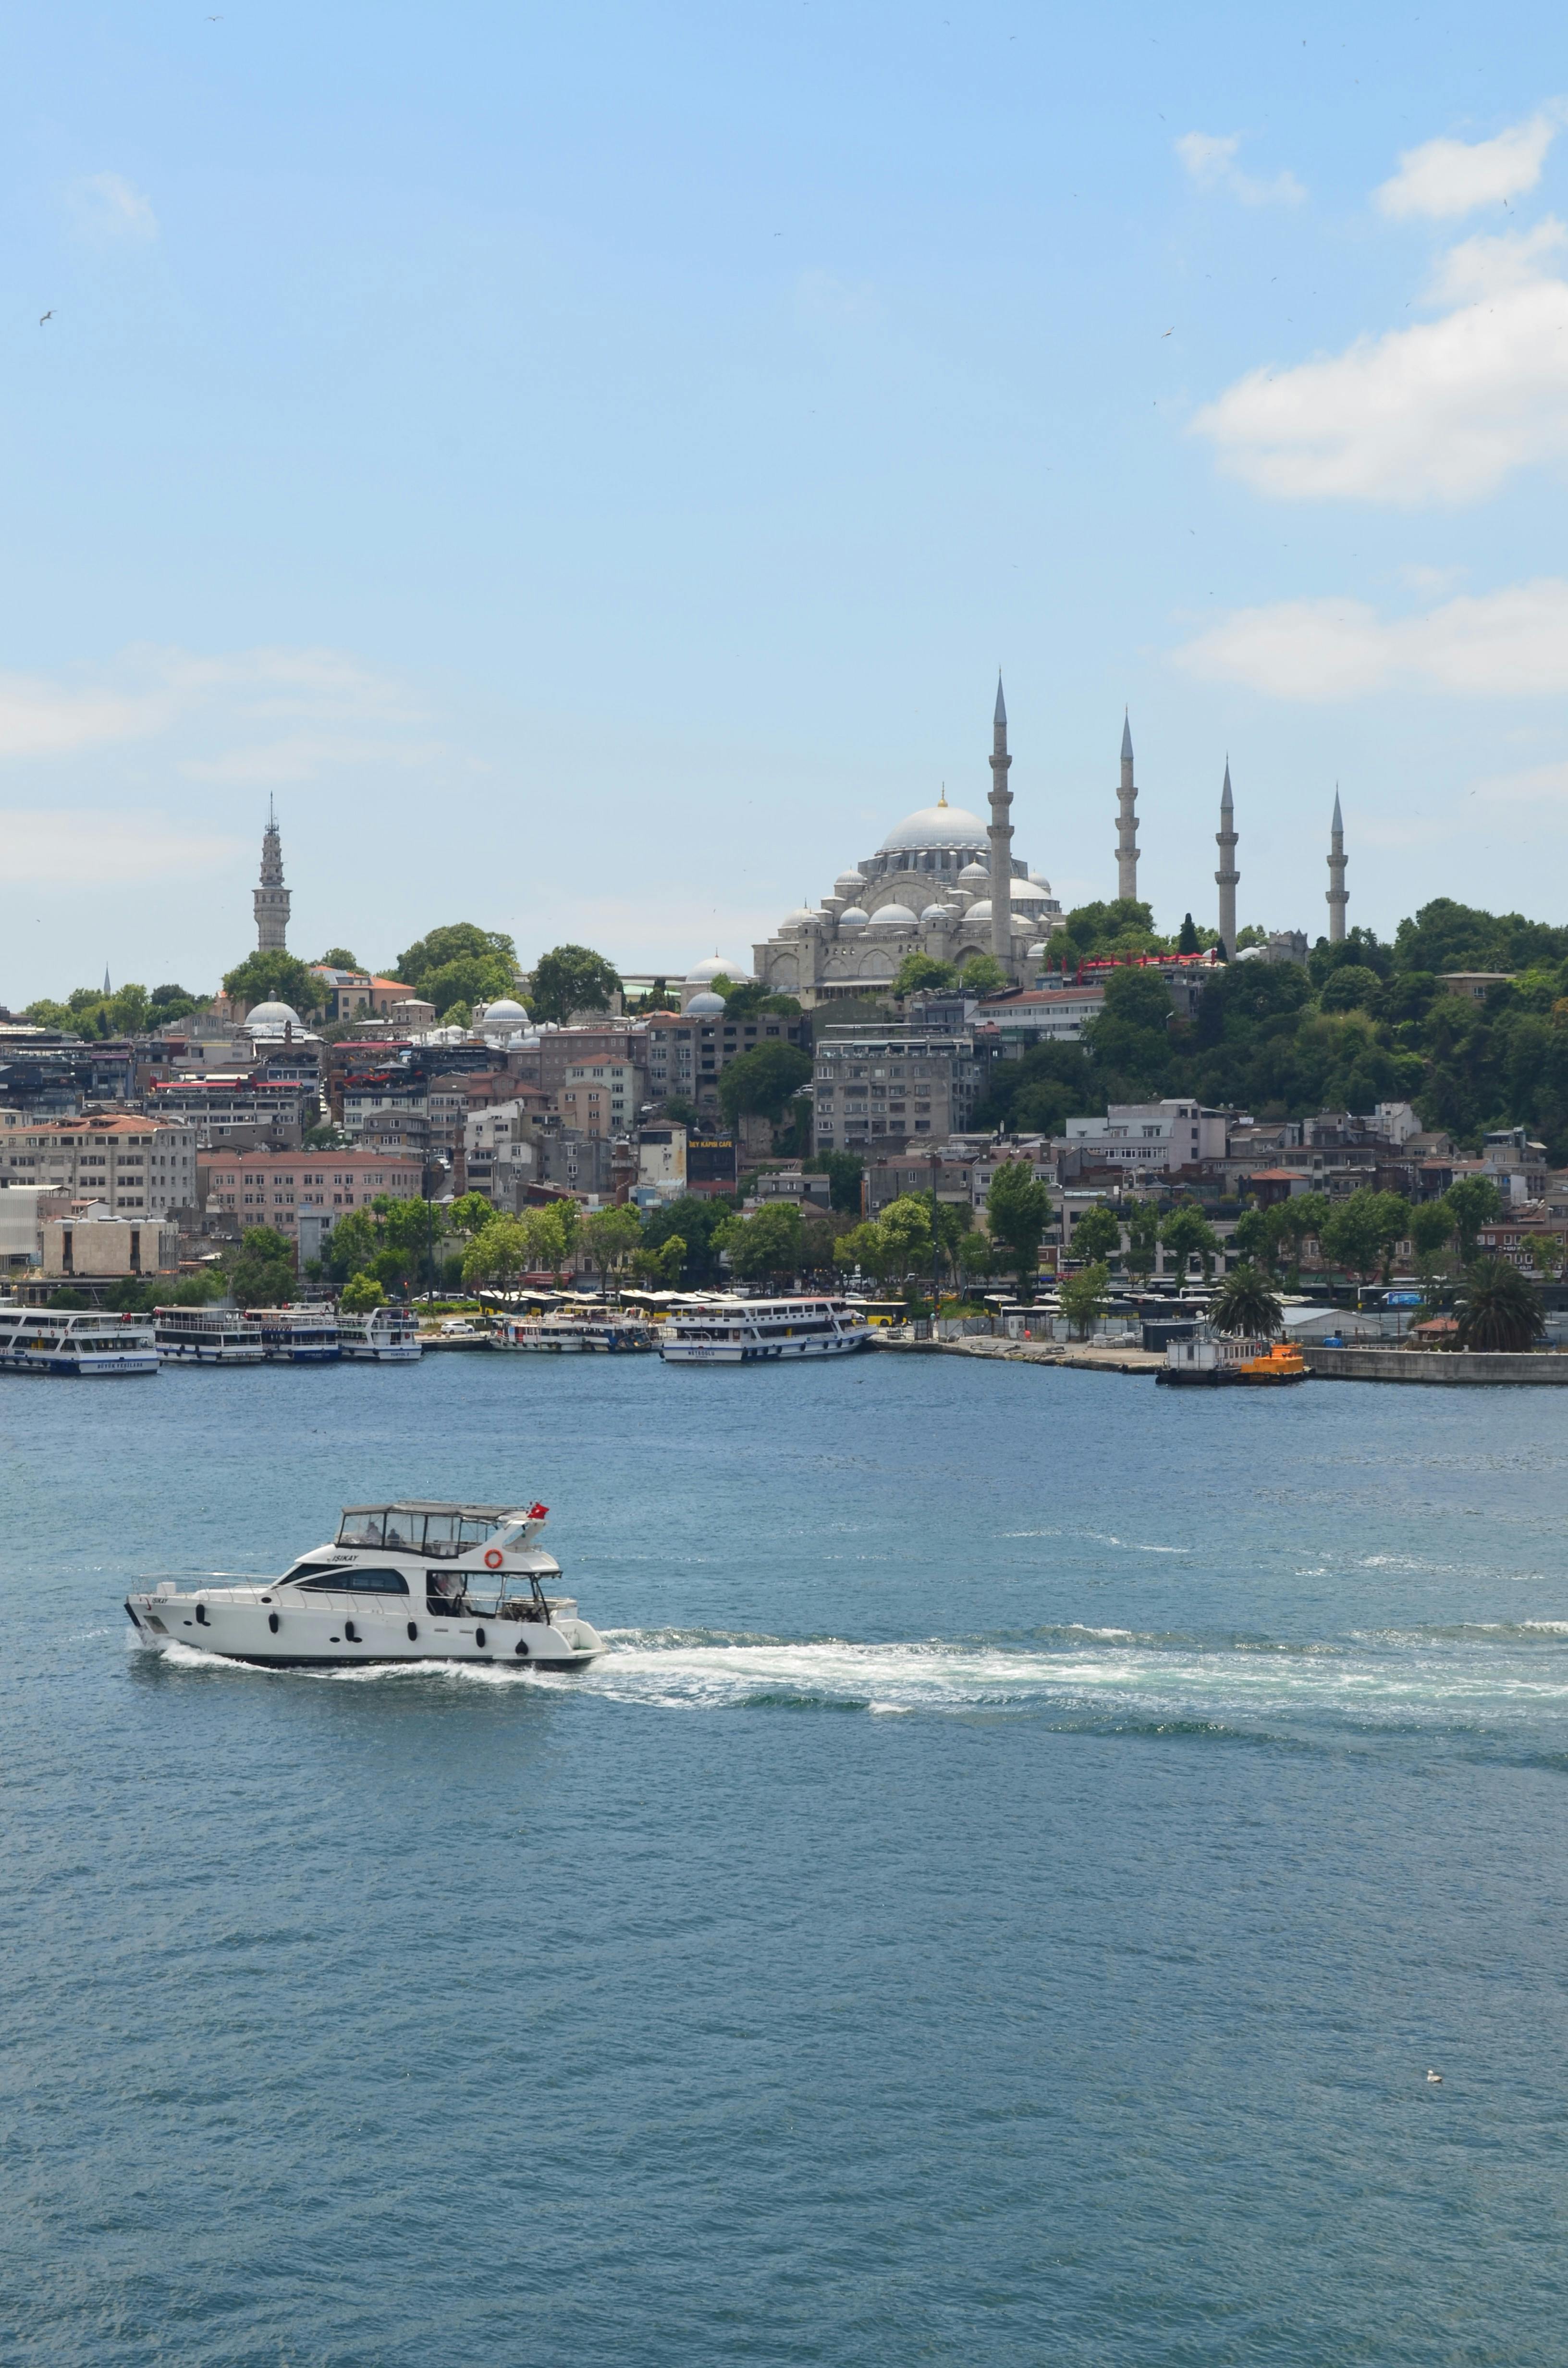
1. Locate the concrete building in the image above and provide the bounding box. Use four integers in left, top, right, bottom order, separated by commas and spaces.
254, 802, 291, 951
641, 1006, 810, 1124
43, 1210, 181, 1279
1441, 972, 1513, 1003
638, 1127, 687, 1192
308, 965, 437, 1027
201, 1147, 421, 1236
0, 1183, 69, 1272
975, 985, 1106, 1047
559, 1060, 636, 1139
1326, 792, 1348, 943
147, 1077, 319, 1144
0, 1114, 198, 1213
1215, 762, 1238, 955
811, 1027, 980, 1153
1116, 713, 1139, 901
1062, 1101, 1227, 1175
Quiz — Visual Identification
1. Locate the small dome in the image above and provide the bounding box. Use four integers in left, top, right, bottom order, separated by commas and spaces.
867, 902, 919, 928
685, 956, 752, 986
920, 903, 953, 925
779, 906, 821, 930
686, 990, 726, 1014
833, 870, 867, 897
1029, 871, 1053, 892
1009, 878, 1048, 906
962, 900, 992, 925
479, 997, 530, 1028
958, 861, 990, 884
879, 802, 989, 853
245, 999, 301, 1030
838, 906, 869, 929
1027, 942, 1051, 962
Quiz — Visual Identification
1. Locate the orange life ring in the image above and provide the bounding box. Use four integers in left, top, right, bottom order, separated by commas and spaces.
484, 1548, 504, 1570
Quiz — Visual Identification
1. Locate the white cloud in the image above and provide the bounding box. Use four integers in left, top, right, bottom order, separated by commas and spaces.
1375, 111, 1559, 221
1191, 224, 1568, 503
1176, 131, 1304, 207
182, 734, 450, 785
0, 810, 240, 886
1176, 578, 1568, 701
0, 671, 172, 756
1471, 759, 1568, 804
70, 172, 158, 243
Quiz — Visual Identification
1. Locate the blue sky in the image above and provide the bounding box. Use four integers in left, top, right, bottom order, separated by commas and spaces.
3, 0, 1568, 999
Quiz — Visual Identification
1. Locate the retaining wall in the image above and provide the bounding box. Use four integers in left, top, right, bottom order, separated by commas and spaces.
1302, 1345, 1568, 1384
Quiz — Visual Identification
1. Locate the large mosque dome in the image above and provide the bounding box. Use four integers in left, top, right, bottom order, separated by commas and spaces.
866, 903, 919, 929
685, 955, 753, 985
879, 802, 988, 854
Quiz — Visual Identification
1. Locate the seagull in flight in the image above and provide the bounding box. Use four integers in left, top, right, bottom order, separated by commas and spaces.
38, 310, 53, 325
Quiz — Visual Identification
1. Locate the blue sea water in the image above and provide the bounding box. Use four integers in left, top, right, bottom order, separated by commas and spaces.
5, 1350, 1568, 2366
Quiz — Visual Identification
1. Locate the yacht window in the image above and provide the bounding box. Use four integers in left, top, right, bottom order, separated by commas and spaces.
457, 1517, 495, 1549
336, 1512, 384, 1548
423, 1514, 461, 1556
382, 1512, 419, 1550
295, 1567, 410, 1594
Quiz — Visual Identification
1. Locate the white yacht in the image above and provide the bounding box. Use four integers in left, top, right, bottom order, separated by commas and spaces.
125, 1500, 606, 1670
247, 1305, 342, 1362
155, 1305, 264, 1364
0, 1304, 159, 1376
498, 1309, 655, 1354
337, 1304, 422, 1361
659, 1294, 871, 1365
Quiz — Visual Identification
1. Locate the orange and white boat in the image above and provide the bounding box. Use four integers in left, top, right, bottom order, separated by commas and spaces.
1235, 1342, 1307, 1384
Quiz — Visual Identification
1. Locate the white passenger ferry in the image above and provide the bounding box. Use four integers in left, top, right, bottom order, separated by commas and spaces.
0, 1304, 159, 1376
155, 1306, 264, 1364
659, 1294, 871, 1365
246, 1305, 342, 1362
125, 1500, 605, 1670
337, 1304, 422, 1361
498, 1311, 655, 1354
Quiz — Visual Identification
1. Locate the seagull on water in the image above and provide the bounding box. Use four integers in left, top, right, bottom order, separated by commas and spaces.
1426, 2069, 1443, 2084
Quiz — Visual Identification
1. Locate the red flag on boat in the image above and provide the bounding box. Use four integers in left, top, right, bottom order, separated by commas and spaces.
527, 1502, 549, 1519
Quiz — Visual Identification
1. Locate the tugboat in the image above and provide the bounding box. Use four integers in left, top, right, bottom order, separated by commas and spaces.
125, 1500, 606, 1669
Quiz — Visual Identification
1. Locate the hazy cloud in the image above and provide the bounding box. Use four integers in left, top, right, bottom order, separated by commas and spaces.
0, 810, 241, 886
1176, 578, 1568, 700
70, 172, 158, 243
1176, 131, 1305, 208
1375, 111, 1559, 220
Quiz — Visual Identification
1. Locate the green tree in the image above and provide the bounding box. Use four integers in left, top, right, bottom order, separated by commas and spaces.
1320, 1189, 1388, 1282
639, 1195, 734, 1286
1160, 1203, 1220, 1281
955, 1228, 993, 1287
804, 1150, 865, 1213
629, 1233, 686, 1286
447, 1192, 496, 1240
1070, 1203, 1122, 1268
1055, 899, 1163, 962
892, 951, 958, 997
630, 977, 679, 1014
1124, 1199, 1161, 1281
148, 983, 201, 1024
1231, 1205, 1282, 1272
986, 1158, 1052, 1298
527, 1199, 581, 1277
581, 1204, 642, 1295
340, 1270, 387, 1313
420, 954, 518, 1017
879, 1193, 935, 1281
1177, 912, 1201, 955
1210, 1264, 1283, 1338
1059, 1261, 1110, 1339
529, 944, 621, 1024
376, 1195, 437, 1295
1443, 1175, 1503, 1263
717, 1200, 804, 1284
221, 951, 318, 1013
394, 924, 519, 994
836, 1219, 898, 1284
462, 1214, 532, 1295
317, 947, 361, 970
223, 1225, 296, 1307
1455, 1257, 1546, 1353
1409, 1199, 1456, 1290
717, 1042, 813, 1130
958, 954, 1009, 998
324, 1206, 379, 1283
1320, 965, 1384, 1013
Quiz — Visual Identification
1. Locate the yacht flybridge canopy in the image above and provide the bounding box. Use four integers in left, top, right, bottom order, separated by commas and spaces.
335, 1503, 544, 1557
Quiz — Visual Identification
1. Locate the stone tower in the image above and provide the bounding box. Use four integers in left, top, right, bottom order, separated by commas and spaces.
1116, 712, 1139, 902
254, 800, 291, 953
1214, 761, 1238, 956
1326, 789, 1348, 943
988, 673, 1015, 970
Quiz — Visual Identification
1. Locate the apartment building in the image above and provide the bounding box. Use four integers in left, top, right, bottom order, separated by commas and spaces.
810, 1029, 979, 1153
202, 1147, 422, 1235
558, 1061, 636, 1138
642, 1008, 810, 1121
147, 1077, 320, 1142
1061, 1101, 1228, 1174
0, 1113, 198, 1213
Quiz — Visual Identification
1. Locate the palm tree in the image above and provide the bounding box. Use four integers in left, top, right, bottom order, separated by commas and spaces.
1210, 1263, 1283, 1339
1454, 1257, 1545, 1353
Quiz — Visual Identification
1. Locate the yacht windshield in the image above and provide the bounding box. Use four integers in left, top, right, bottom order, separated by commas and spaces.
335, 1506, 508, 1555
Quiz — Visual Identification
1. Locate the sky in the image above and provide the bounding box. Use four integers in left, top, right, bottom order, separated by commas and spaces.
3, 0, 1568, 1001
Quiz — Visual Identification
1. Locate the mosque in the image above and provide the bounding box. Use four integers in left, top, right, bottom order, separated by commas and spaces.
747, 678, 1062, 1008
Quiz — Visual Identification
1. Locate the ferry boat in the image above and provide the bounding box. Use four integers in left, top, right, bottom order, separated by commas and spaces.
660, 1294, 872, 1365
0, 1304, 159, 1376
124, 1499, 605, 1670
498, 1310, 655, 1353
337, 1304, 422, 1361
155, 1305, 264, 1364
246, 1305, 342, 1362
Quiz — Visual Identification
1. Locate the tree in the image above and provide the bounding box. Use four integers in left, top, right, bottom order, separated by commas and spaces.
1320, 964, 1384, 1013
1070, 1203, 1122, 1268
394, 924, 519, 995
1231, 1205, 1283, 1273
580, 1204, 642, 1295
804, 1150, 864, 1213
1409, 1199, 1456, 1290
892, 951, 958, 997
629, 1233, 686, 1286
1210, 1264, 1283, 1338
462, 1214, 532, 1295
376, 1195, 437, 1295
224, 1225, 296, 1307
836, 1219, 898, 1284
1124, 1199, 1161, 1281
630, 977, 679, 1014
715, 979, 803, 1019
1455, 1257, 1546, 1353
717, 1042, 813, 1130
1177, 912, 1201, 955
527, 1199, 580, 1277
340, 1270, 387, 1313
148, 983, 200, 1024
717, 1200, 804, 1284
1160, 1203, 1220, 1282
1443, 1175, 1503, 1263
420, 954, 518, 1018
959, 954, 1008, 998
1320, 1189, 1389, 1282
324, 1206, 379, 1283
986, 1158, 1052, 1297
529, 944, 621, 1024
955, 1228, 993, 1288
221, 951, 318, 1013
639, 1195, 734, 1286
879, 1193, 934, 1282
318, 947, 361, 969
1059, 1262, 1110, 1339
447, 1192, 496, 1240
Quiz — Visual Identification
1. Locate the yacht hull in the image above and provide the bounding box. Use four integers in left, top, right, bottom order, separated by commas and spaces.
126, 1592, 604, 1670
662, 1332, 870, 1364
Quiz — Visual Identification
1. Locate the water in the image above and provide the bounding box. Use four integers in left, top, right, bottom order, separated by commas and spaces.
6, 1352, 1568, 2365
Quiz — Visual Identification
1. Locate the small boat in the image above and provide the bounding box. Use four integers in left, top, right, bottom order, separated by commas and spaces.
0, 1303, 159, 1377
246, 1305, 342, 1362
155, 1305, 264, 1364
498, 1312, 654, 1353
1235, 1341, 1307, 1384
125, 1499, 606, 1670
660, 1295, 872, 1365
337, 1304, 422, 1362
1157, 1331, 1306, 1387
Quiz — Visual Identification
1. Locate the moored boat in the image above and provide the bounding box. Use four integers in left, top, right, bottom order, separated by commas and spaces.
337, 1304, 422, 1361
498, 1311, 654, 1353
155, 1305, 264, 1364
1157, 1331, 1306, 1387
247, 1305, 342, 1362
1235, 1341, 1307, 1384
0, 1304, 159, 1376
660, 1295, 871, 1365
125, 1499, 606, 1669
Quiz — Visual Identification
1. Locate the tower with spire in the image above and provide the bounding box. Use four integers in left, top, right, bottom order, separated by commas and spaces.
1326, 791, 1348, 943
254, 800, 291, 953
1214, 762, 1238, 956
988, 673, 1014, 970
1116, 713, 1139, 903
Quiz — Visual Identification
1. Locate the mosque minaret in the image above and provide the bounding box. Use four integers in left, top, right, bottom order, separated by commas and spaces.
1116, 712, 1139, 901
254, 800, 291, 953
1214, 761, 1238, 956
987, 673, 1014, 969
1326, 789, 1348, 942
